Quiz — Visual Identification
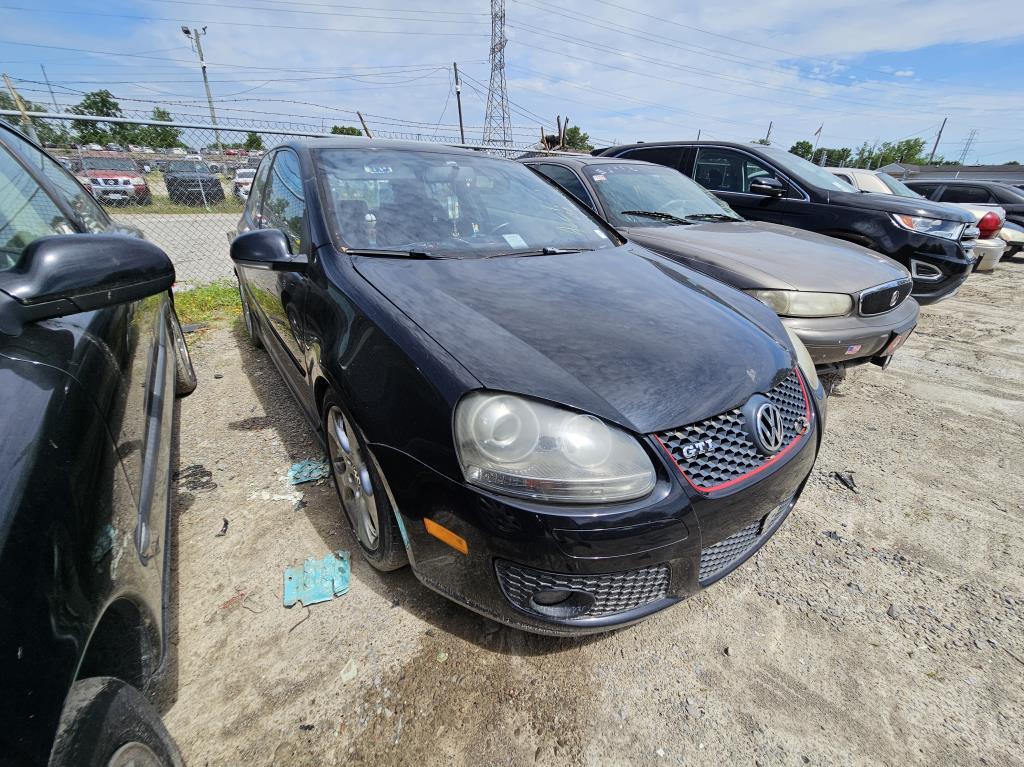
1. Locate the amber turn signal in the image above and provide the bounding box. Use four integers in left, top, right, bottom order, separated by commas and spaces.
423, 518, 468, 555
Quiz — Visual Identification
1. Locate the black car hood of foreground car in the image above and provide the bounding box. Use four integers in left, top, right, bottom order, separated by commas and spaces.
353, 244, 794, 434
622, 220, 910, 293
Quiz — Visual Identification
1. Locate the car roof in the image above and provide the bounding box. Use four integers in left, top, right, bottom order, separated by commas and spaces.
282, 135, 482, 158
522, 154, 654, 169
595, 140, 755, 155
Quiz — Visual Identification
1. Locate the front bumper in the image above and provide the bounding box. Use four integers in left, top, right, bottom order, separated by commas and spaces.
372, 383, 822, 636
888, 234, 975, 305
784, 297, 919, 368
90, 184, 149, 203
973, 238, 1007, 271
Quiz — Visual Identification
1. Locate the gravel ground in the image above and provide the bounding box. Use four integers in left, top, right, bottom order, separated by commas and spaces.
158, 260, 1024, 767
115, 212, 238, 285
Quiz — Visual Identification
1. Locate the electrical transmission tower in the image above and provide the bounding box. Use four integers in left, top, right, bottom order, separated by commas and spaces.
482, 0, 512, 147
957, 129, 978, 165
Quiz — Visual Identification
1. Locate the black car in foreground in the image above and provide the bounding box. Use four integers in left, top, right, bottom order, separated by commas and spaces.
231, 138, 826, 635
594, 141, 978, 304
0, 124, 194, 766
903, 179, 1024, 227
163, 159, 225, 205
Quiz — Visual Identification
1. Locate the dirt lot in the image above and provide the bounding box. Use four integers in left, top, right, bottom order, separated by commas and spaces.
158, 262, 1024, 767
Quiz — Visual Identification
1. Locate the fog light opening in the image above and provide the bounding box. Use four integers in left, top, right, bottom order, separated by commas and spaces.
528, 589, 595, 619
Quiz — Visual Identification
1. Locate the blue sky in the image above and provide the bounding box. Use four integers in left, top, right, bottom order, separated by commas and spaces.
1, 0, 1022, 162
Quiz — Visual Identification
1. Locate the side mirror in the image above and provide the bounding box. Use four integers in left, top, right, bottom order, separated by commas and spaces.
231, 228, 308, 272
748, 176, 786, 198
0, 234, 174, 335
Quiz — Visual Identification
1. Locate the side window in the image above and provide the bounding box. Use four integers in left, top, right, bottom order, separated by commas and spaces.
939, 186, 993, 204
693, 148, 744, 192
3, 129, 109, 232
0, 145, 74, 269
531, 164, 595, 209
244, 157, 274, 226
620, 146, 684, 170
260, 150, 306, 250
833, 173, 854, 186
908, 183, 939, 199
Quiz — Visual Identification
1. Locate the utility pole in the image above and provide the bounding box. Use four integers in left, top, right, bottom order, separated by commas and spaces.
40, 65, 59, 111
2, 74, 38, 141
764, 120, 772, 144
482, 0, 512, 146
927, 117, 947, 165
696, 129, 701, 140
181, 26, 222, 156
357, 111, 373, 138
453, 62, 465, 143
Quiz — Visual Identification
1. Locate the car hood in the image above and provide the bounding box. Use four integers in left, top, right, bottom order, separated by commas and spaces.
83, 170, 135, 179
621, 221, 910, 293
353, 245, 794, 434
165, 172, 218, 180
827, 189, 975, 223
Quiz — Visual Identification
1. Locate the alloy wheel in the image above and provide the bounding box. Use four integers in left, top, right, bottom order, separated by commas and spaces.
107, 742, 163, 767
326, 406, 379, 550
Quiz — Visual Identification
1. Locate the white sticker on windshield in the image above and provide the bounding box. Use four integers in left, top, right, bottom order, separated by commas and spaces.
502, 233, 528, 248
594, 229, 608, 239
363, 165, 392, 174
592, 174, 606, 182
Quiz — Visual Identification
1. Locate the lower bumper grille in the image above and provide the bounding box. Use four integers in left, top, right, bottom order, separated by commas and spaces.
495, 560, 670, 620
699, 520, 761, 584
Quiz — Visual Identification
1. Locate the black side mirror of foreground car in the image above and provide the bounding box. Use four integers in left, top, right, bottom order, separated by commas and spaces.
0, 234, 175, 335
231, 228, 308, 272
749, 177, 787, 198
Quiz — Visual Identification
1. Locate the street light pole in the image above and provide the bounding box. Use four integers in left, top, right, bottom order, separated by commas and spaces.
182, 26, 223, 156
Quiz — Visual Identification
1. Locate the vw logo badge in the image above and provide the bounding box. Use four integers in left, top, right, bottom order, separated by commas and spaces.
753, 402, 785, 454
890, 289, 900, 307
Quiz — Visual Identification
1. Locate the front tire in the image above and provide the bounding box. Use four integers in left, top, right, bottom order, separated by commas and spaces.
168, 308, 197, 396
322, 392, 407, 572
49, 677, 183, 767
237, 279, 263, 349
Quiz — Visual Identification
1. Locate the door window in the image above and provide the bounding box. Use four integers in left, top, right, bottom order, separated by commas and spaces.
693, 148, 776, 194
530, 164, 595, 208
245, 156, 274, 226
0, 145, 75, 270
938, 186, 994, 204
260, 150, 306, 250
619, 146, 684, 170
833, 173, 854, 186
3, 129, 109, 233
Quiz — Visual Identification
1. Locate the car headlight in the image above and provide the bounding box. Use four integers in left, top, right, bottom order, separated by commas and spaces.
784, 326, 820, 391
890, 213, 964, 241
746, 289, 853, 318
454, 392, 656, 503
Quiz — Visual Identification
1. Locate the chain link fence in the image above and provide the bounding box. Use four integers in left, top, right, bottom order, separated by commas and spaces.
2, 111, 544, 286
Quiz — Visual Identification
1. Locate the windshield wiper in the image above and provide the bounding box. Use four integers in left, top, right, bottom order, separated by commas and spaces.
619, 210, 693, 225
345, 248, 436, 259
683, 213, 742, 222
487, 246, 593, 258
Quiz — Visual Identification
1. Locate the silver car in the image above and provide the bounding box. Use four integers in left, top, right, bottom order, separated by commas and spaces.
523, 156, 919, 379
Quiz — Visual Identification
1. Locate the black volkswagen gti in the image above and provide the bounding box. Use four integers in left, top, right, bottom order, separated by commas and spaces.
0, 124, 194, 765
594, 141, 978, 305
230, 138, 826, 635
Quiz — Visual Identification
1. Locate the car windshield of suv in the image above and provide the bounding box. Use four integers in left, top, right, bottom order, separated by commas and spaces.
582, 162, 741, 227
316, 148, 619, 257
876, 172, 923, 198
82, 157, 138, 172
759, 146, 859, 193
167, 161, 209, 173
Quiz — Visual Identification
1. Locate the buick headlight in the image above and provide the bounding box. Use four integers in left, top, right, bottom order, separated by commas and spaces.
454, 392, 656, 503
891, 214, 964, 241
784, 327, 820, 390
747, 289, 853, 318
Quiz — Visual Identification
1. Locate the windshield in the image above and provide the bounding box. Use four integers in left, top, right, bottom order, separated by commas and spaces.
236, 169, 256, 179
759, 146, 859, 193
582, 162, 741, 226
168, 161, 210, 173
315, 148, 618, 257
876, 172, 923, 198
82, 157, 138, 172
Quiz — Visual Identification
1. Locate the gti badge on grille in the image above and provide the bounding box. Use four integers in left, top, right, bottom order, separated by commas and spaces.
681, 438, 715, 460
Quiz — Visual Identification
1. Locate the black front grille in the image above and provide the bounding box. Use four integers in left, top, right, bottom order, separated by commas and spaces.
699, 520, 761, 584
656, 370, 808, 491
859, 279, 913, 315
495, 560, 670, 619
